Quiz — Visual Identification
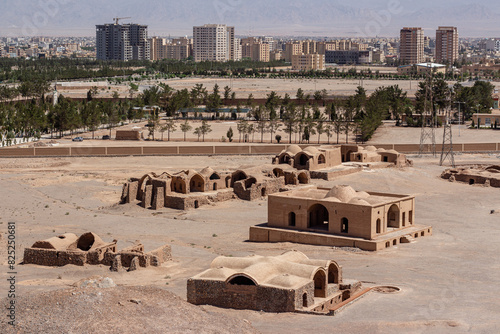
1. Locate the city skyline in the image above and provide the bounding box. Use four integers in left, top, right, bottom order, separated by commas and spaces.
1, 0, 499, 38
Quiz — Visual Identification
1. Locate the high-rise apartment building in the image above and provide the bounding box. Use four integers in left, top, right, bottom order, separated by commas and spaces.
284, 42, 303, 62
435, 26, 458, 64
96, 23, 149, 61
399, 27, 424, 64
193, 24, 235, 62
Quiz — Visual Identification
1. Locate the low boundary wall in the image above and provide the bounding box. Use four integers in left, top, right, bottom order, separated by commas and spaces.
0, 143, 499, 158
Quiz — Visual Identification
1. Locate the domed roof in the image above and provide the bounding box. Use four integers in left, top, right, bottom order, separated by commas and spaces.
365, 146, 377, 152
323, 197, 341, 203
325, 185, 357, 203
386, 150, 399, 155
356, 191, 370, 199
285, 145, 302, 156
303, 146, 320, 155
348, 198, 370, 206
376, 148, 386, 152
200, 167, 215, 176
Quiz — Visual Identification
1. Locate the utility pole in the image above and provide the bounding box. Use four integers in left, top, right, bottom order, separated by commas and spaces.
440, 98, 456, 168
456, 101, 466, 137
419, 64, 436, 156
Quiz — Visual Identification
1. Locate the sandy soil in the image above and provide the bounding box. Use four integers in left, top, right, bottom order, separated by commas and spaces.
0, 152, 500, 333
57, 77, 500, 100
15, 119, 498, 150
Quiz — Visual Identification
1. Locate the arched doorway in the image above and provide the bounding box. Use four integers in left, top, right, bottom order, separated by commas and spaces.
313, 270, 327, 298
318, 154, 326, 165
308, 204, 329, 231
231, 171, 247, 187
328, 262, 340, 284
190, 174, 205, 193
289, 212, 296, 227
279, 154, 291, 164
387, 204, 400, 228
298, 172, 309, 184
302, 293, 308, 308
376, 219, 382, 234
295, 153, 310, 169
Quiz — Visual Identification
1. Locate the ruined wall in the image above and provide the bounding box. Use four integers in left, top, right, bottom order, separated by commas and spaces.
187, 279, 297, 313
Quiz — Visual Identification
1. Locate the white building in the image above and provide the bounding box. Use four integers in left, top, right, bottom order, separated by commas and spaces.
193, 24, 235, 62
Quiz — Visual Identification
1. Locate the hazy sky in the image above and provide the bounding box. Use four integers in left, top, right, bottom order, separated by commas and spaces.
1, 0, 498, 37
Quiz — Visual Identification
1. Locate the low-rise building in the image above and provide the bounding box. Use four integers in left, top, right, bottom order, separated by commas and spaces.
187, 251, 365, 314
292, 53, 325, 71
250, 185, 432, 251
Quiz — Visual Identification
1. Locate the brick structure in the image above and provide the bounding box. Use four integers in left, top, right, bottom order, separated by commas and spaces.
187, 251, 365, 315
23, 232, 171, 269
121, 166, 311, 210
250, 185, 432, 251
441, 165, 500, 188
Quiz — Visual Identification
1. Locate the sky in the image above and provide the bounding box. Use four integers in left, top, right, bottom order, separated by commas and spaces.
0, 0, 498, 38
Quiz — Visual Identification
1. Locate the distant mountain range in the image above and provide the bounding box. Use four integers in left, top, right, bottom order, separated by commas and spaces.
1, 0, 498, 37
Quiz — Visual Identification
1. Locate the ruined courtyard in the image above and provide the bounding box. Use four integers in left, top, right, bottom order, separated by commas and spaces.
0, 152, 499, 333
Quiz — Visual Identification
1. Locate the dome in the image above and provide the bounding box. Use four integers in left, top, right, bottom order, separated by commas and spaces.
349, 198, 370, 206
325, 185, 357, 203
200, 167, 215, 177
323, 197, 341, 203
303, 146, 320, 155
285, 145, 302, 156
356, 191, 370, 199
376, 148, 386, 152
365, 146, 377, 152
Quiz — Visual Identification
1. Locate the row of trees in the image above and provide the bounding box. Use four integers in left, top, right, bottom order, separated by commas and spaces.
4, 57, 492, 86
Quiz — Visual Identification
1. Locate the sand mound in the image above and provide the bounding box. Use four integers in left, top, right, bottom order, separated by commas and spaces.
1, 283, 258, 334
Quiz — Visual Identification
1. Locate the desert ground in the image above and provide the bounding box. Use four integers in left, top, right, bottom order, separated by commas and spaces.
2, 75, 500, 332
57, 77, 500, 100
0, 146, 500, 333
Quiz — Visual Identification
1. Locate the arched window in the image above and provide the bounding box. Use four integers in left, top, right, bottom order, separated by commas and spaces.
318, 154, 326, 164
302, 293, 308, 308
376, 219, 382, 234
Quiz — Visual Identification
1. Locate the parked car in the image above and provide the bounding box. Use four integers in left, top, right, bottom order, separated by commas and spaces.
102, 135, 111, 140
72, 137, 84, 142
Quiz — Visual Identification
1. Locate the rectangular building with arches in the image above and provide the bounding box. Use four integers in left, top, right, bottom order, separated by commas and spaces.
187, 251, 366, 314
251, 185, 432, 251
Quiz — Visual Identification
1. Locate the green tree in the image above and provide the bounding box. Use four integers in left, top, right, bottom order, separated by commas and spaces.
200, 120, 212, 142
180, 120, 192, 141
162, 120, 177, 141
226, 127, 234, 142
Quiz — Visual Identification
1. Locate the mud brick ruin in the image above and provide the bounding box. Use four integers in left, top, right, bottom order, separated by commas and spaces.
250, 185, 432, 251
23, 232, 171, 270
441, 165, 500, 187
274, 145, 411, 181
121, 166, 311, 210
187, 250, 367, 315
